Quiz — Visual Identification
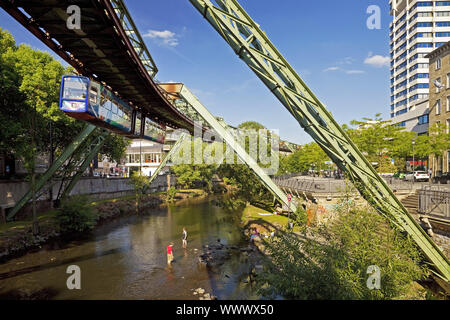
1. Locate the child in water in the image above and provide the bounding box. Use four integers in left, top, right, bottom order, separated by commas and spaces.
167, 242, 174, 264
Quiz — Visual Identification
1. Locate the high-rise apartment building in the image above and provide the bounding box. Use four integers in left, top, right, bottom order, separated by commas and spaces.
389, 1, 450, 121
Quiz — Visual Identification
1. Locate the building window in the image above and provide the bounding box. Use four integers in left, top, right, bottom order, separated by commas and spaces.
447, 73, 450, 88
447, 96, 450, 112
447, 119, 450, 134
437, 58, 442, 70
418, 114, 429, 125
436, 77, 442, 92
437, 99, 441, 115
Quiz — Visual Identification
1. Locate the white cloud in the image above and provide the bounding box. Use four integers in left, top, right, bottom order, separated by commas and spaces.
364, 53, 390, 67
323, 66, 340, 72
346, 70, 365, 74
144, 29, 179, 47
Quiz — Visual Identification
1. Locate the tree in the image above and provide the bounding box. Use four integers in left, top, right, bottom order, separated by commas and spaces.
0, 27, 129, 171
278, 142, 330, 175
129, 171, 150, 212
427, 123, 450, 172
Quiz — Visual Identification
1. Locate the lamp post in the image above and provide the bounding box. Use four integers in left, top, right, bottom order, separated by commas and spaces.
412, 140, 415, 172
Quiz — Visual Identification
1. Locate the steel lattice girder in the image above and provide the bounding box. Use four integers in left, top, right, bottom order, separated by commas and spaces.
7, 124, 98, 220
110, 0, 158, 78
188, 0, 450, 281
161, 83, 297, 212
60, 133, 109, 199
145, 132, 188, 192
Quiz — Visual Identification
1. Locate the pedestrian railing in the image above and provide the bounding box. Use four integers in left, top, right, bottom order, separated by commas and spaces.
418, 186, 450, 220
273, 174, 425, 195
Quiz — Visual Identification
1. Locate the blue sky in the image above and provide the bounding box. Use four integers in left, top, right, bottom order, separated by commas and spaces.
0, 0, 392, 144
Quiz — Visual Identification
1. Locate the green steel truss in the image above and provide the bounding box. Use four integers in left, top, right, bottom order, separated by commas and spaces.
7, 124, 107, 220
145, 132, 188, 192
176, 84, 297, 212
111, 0, 158, 78
189, 0, 450, 280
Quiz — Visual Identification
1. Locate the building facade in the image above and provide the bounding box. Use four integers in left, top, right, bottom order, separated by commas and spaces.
391, 97, 430, 134
426, 41, 450, 175
124, 139, 165, 177
389, 0, 450, 122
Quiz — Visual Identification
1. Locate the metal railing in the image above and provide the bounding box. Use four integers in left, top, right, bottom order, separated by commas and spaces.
419, 186, 450, 220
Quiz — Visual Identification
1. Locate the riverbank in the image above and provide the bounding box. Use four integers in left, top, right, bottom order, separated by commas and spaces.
0, 189, 207, 262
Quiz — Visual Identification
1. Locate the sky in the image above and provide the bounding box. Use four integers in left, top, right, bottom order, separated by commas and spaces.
0, 0, 392, 145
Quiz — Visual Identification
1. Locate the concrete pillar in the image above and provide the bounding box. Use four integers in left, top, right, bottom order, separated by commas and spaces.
167, 174, 171, 191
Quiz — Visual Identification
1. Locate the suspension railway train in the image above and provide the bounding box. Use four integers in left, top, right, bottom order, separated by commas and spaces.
59, 75, 166, 143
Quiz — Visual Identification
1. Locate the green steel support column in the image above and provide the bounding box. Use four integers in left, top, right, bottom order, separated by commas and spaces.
189, 0, 450, 280
60, 134, 108, 199
146, 132, 188, 190
7, 124, 97, 221
177, 84, 297, 212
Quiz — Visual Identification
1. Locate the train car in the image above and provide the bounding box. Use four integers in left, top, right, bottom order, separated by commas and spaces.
143, 116, 166, 144
59, 75, 166, 144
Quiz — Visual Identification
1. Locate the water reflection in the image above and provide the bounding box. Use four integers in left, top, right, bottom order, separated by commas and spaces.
0, 196, 257, 300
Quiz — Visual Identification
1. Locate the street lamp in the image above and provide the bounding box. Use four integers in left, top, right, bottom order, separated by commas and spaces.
412, 140, 415, 172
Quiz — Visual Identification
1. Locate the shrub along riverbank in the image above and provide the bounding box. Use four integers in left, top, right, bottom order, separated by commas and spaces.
240, 201, 437, 300
0, 189, 207, 262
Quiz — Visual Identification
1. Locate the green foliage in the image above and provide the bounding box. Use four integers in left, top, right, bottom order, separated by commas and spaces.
256, 204, 426, 300
130, 171, 149, 195
166, 186, 178, 202
0, 27, 128, 174
55, 196, 98, 233
238, 121, 266, 131
278, 142, 330, 175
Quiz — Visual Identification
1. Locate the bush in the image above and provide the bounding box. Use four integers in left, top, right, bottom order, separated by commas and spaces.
55, 196, 98, 233
256, 204, 427, 300
166, 186, 178, 202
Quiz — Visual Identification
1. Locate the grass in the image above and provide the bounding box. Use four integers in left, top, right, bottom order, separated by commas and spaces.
242, 205, 301, 233
0, 210, 58, 233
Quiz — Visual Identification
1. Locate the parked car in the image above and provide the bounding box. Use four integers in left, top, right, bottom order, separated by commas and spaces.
404, 171, 430, 182
433, 172, 450, 184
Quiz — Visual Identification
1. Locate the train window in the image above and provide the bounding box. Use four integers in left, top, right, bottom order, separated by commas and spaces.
112, 102, 118, 114
63, 77, 88, 100
101, 95, 111, 111
89, 88, 98, 105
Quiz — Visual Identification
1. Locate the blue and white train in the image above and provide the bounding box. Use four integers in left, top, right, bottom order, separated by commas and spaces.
59, 75, 166, 144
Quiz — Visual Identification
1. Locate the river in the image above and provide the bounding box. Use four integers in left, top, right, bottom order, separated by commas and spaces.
0, 196, 259, 300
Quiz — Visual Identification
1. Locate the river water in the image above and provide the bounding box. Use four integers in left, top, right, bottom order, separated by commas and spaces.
0, 196, 259, 300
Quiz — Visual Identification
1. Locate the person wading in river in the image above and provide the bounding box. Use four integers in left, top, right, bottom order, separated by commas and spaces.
182, 227, 188, 248
167, 243, 174, 265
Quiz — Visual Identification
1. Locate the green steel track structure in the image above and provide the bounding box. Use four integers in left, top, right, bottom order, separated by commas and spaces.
176, 84, 297, 212
145, 132, 188, 192
188, 0, 450, 281
110, 0, 159, 78
7, 124, 104, 220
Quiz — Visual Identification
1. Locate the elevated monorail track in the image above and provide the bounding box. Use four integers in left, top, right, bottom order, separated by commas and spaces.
0, 0, 199, 133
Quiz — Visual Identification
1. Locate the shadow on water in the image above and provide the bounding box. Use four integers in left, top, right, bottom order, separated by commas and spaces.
0, 246, 132, 281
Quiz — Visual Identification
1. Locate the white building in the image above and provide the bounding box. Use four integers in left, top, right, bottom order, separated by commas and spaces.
389, 0, 450, 123
124, 140, 164, 177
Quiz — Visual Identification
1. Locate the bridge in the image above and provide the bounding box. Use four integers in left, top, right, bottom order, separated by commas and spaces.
0, 0, 449, 282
